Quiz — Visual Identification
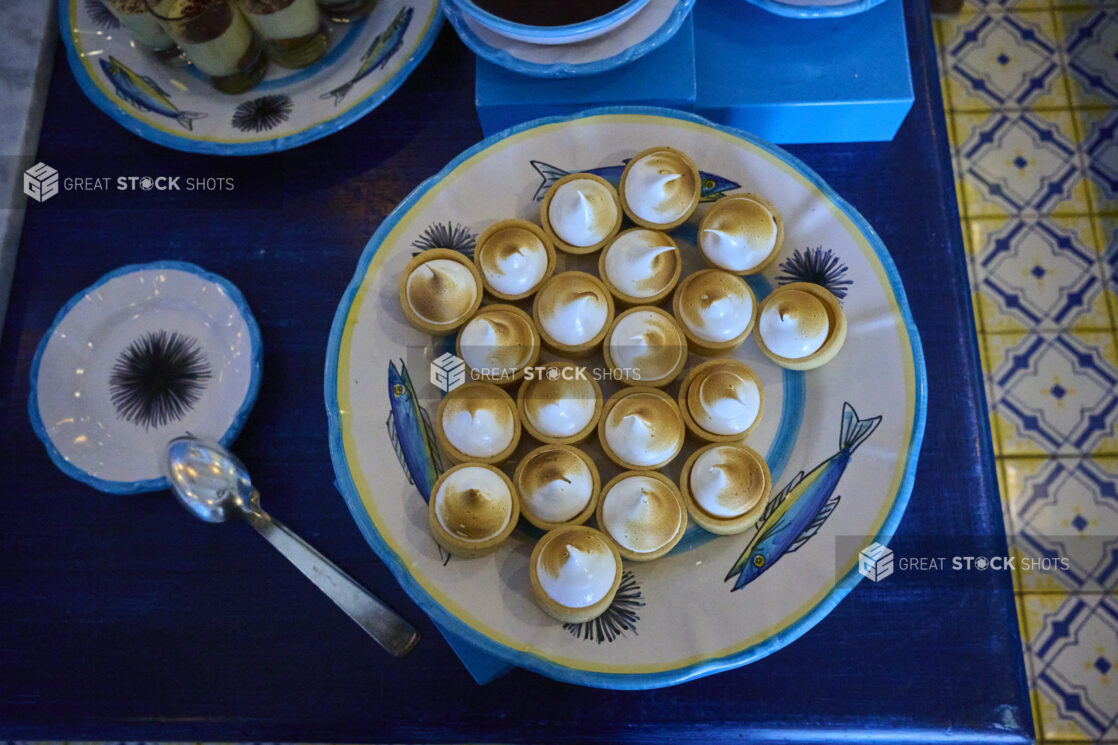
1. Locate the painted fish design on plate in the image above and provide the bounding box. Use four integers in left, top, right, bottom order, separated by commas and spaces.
726, 402, 881, 591
386, 358, 443, 501
530, 160, 740, 203
321, 6, 413, 105
99, 56, 207, 131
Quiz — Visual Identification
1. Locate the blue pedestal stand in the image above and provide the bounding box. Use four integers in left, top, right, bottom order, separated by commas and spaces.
474, 0, 914, 143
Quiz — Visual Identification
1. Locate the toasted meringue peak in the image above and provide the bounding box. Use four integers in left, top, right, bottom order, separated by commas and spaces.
699, 196, 779, 273
601, 475, 683, 554
519, 448, 594, 524
623, 150, 698, 225
687, 365, 761, 436
441, 385, 516, 458
536, 529, 618, 608
477, 225, 549, 296
537, 274, 611, 347
405, 258, 478, 325
459, 309, 536, 375
759, 288, 830, 359
521, 366, 597, 438
608, 309, 684, 383
678, 271, 753, 343
690, 446, 767, 519
547, 178, 618, 248
603, 391, 683, 467
434, 466, 513, 542
603, 230, 679, 299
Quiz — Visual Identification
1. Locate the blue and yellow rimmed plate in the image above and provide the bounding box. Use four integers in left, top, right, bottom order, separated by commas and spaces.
443, 0, 694, 78
325, 108, 926, 688
61, 0, 441, 155
30, 261, 263, 494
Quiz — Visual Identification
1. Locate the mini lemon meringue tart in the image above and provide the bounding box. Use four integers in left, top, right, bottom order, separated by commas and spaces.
428, 463, 520, 558
672, 269, 757, 355
435, 382, 521, 464
619, 146, 701, 231
680, 443, 771, 535
456, 304, 541, 386
399, 248, 484, 335
598, 386, 685, 470
474, 219, 556, 301
755, 282, 847, 371
514, 444, 600, 530
677, 359, 764, 442
698, 194, 784, 275
596, 470, 687, 562
603, 306, 687, 387
529, 525, 622, 623
532, 271, 615, 357
598, 228, 682, 306
517, 361, 603, 445
540, 173, 622, 254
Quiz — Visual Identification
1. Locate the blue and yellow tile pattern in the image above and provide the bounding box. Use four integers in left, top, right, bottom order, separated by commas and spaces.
937, 0, 1118, 738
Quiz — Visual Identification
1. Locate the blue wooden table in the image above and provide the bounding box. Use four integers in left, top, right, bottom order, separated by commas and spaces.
0, 1, 1034, 742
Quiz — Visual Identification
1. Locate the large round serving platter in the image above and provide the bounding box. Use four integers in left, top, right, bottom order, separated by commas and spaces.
61, 0, 441, 155
442, 0, 694, 78
326, 108, 926, 689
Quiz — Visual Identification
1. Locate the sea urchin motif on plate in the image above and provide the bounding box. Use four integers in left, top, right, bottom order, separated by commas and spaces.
85, 0, 119, 28
775, 246, 853, 302
411, 221, 477, 257
109, 329, 212, 430
563, 570, 645, 644
231, 95, 294, 133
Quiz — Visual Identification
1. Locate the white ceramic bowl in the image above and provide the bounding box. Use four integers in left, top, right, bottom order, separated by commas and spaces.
451, 0, 650, 45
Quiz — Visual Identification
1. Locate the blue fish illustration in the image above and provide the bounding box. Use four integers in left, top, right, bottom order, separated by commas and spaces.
531, 160, 740, 203
321, 6, 413, 105
725, 402, 881, 591
386, 359, 443, 501
99, 56, 207, 131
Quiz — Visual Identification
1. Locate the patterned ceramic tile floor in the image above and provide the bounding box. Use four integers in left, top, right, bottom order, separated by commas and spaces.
935, 0, 1118, 740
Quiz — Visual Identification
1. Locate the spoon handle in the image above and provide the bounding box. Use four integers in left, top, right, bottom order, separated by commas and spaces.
240, 506, 420, 657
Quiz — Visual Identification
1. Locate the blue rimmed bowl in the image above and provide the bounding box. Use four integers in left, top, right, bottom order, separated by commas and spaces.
452, 0, 651, 45
61, 0, 442, 155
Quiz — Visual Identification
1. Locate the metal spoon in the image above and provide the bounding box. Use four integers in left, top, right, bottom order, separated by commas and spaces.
164, 435, 419, 657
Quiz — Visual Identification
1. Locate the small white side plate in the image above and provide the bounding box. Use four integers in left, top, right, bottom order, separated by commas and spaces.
30, 261, 263, 493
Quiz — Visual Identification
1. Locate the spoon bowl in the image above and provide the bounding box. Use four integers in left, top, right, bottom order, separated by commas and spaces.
166, 437, 254, 522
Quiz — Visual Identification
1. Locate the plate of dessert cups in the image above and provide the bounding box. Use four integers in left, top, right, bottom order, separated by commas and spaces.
62, 0, 441, 154
326, 107, 927, 689
442, 0, 696, 78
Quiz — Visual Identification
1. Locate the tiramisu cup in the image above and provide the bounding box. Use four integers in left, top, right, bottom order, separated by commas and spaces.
680, 443, 771, 535
237, 0, 327, 69
434, 382, 521, 465
399, 248, 483, 335
456, 304, 540, 386
698, 194, 784, 275
164, 0, 267, 94
517, 361, 602, 445
474, 219, 555, 301
677, 359, 764, 443
597, 471, 687, 562
603, 306, 687, 387
514, 444, 600, 530
755, 282, 847, 371
105, 0, 183, 61
598, 229, 681, 307
428, 463, 519, 559
672, 269, 757, 356
598, 386, 685, 471
540, 173, 622, 255
530, 526, 622, 623
618, 147, 701, 231
532, 272, 614, 358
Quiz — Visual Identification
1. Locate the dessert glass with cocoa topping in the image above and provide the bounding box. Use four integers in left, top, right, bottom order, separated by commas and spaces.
159, 0, 268, 94
110, 0, 184, 62
235, 0, 327, 69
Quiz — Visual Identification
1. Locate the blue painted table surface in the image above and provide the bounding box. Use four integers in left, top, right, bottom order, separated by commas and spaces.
0, 1, 1032, 742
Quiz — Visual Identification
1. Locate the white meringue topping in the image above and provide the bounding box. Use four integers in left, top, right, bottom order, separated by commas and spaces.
603, 230, 678, 299
548, 179, 618, 247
